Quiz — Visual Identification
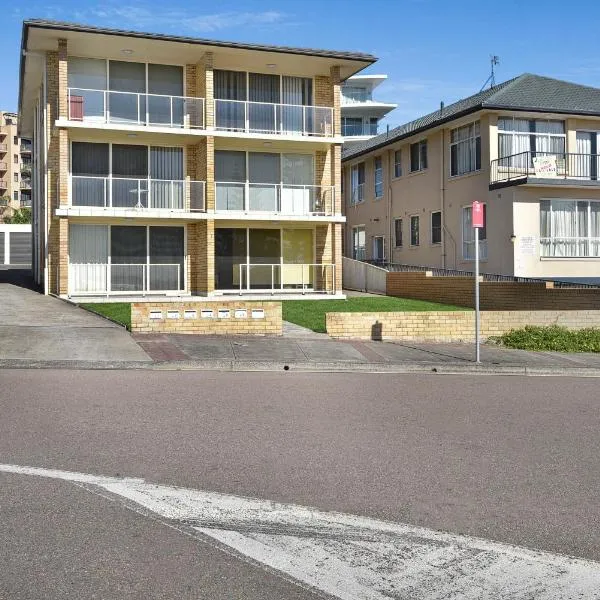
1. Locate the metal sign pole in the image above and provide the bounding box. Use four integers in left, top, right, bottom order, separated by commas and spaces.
474, 226, 480, 363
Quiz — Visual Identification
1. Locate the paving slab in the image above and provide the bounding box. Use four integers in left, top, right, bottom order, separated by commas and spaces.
296, 339, 368, 362
231, 338, 308, 361
361, 341, 470, 364
170, 335, 235, 360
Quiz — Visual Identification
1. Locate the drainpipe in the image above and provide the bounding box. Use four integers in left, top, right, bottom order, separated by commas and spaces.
439, 103, 457, 268
387, 147, 393, 264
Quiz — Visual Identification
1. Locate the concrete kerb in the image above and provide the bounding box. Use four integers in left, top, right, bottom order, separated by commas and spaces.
1, 358, 600, 377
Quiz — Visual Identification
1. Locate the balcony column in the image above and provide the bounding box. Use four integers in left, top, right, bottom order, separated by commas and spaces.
330, 65, 341, 138
315, 224, 334, 293
197, 52, 214, 129
188, 220, 215, 295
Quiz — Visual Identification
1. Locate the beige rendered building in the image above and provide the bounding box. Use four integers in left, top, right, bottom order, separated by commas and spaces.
18, 19, 375, 297
0, 111, 32, 220
343, 74, 600, 283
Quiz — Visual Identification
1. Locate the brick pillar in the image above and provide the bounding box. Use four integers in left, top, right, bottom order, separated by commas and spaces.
333, 223, 342, 293
203, 136, 215, 211
330, 65, 341, 137
315, 224, 334, 293
197, 52, 214, 128
48, 217, 68, 295
58, 39, 68, 119
188, 220, 215, 294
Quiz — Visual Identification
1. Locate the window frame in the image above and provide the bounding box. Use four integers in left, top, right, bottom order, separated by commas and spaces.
394, 218, 403, 248
351, 225, 366, 260
374, 156, 383, 199
410, 215, 420, 247
430, 211, 442, 245
410, 140, 427, 173
449, 120, 481, 177
393, 149, 402, 178
373, 235, 385, 260
350, 162, 366, 205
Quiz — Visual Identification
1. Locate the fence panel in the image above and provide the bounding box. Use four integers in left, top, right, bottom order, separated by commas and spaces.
342, 257, 387, 294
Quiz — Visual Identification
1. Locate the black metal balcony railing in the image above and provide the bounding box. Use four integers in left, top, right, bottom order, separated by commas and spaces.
490, 151, 600, 185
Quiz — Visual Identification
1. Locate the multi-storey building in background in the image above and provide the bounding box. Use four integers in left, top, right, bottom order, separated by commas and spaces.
18, 20, 375, 297
341, 74, 396, 146
0, 111, 32, 220
342, 74, 600, 283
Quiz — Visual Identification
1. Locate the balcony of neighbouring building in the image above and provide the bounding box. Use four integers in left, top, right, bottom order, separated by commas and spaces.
0, 162, 7, 172
0, 144, 7, 153
214, 182, 335, 217
0, 179, 7, 190
20, 179, 31, 190
490, 151, 600, 188
67, 176, 206, 215
342, 122, 379, 137
20, 142, 32, 153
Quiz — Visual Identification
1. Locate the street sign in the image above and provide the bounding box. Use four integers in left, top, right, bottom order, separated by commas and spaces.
472, 201, 482, 364
472, 201, 484, 228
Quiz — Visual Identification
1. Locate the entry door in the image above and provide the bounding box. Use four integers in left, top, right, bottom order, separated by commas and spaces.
373, 236, 384, 261
576, 132, 599, 180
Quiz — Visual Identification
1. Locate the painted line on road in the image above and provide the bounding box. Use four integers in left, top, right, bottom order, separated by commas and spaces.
1, 463, 599, 599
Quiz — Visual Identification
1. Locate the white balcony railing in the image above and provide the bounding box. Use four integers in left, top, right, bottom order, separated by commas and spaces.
70, 176, 205, 212
215, 99, 334, 137
68, 88, 205, 129
69, 263, 182, 294
237, 263, 336, 294
215, 182, 335, 215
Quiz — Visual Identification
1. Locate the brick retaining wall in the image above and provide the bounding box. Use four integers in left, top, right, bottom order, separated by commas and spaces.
386, 271, 600, 310
132, 301, 282, 335
326, 310, 600, 342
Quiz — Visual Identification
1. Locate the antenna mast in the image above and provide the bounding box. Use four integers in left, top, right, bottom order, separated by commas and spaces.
480, 55, 500, 92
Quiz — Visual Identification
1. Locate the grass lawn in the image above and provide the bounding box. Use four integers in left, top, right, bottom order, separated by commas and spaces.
282, 296, 465, 333
80, 302, 132, 330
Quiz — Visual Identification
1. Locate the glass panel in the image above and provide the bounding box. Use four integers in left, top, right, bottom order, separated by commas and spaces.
109, 61, 146, 124
69, 224, 108, 292
282, 229, 313, 289
249, 229, 281, 289
149, 227, 184, 290
249, 153, 279, 211
215, 151, 246, 210
72, 142, 109, 207
281, 154, 314, 214
68, 58, 107, 121
112, 144, 148, 177
110, 226, 146, 291
150, 147, 183, 209
215, 228, 247, 290
147, 64, 184, 126
214, 70, 247, 100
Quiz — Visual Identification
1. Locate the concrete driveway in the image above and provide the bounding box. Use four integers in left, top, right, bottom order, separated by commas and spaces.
0, 269, 149, 362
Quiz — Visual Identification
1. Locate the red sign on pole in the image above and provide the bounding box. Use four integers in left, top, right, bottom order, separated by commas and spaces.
472, 201, 484, 228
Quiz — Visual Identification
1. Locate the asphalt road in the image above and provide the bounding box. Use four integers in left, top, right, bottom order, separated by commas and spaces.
1, 370, 599, 598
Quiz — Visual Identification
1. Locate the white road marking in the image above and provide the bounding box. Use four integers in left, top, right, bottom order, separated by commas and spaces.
1, 463, 599, 599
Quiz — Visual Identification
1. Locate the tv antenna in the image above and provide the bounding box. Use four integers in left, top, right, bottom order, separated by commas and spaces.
480, 55, 500, 91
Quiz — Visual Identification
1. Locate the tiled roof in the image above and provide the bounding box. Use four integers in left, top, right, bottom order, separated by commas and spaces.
23, 19, 377, 63
342, 74, 600, 161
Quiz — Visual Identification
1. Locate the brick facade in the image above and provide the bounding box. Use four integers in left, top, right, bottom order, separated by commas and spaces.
326, 310, 600, 342
131, 300, 282, 335
386, 271, 600, 310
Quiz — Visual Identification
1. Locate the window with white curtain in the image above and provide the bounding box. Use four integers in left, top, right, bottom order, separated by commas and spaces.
374, 157, 383, 198
352, 226, 366, 260
498, 118, 565, 168
540, 199, 600, 257
394, 150, 402, 178
450, 121, 481, 176
350, 163, 365, 204
462, 204, 487, 260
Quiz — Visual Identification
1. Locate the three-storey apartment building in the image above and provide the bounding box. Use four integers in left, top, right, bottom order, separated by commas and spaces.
342, 74, 600, 283
19, 20, 375, 297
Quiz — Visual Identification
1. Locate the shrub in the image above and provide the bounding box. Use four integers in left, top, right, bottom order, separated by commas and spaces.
495, 325, 600, 352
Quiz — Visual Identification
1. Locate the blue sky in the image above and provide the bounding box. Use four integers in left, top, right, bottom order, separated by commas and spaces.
4, 0, 600, 127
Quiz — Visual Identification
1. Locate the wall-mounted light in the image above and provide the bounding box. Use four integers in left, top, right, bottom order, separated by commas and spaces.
266, 63, 277, 69
510, 233, 517, 244
121, 49, 134, 56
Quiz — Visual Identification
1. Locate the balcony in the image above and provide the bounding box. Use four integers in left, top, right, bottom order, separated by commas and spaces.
215, 182, 335, 216
490, 151, 600, 188
21, 164, 31, 174
0, 162, 7, 171
341, 89, 372, 104
235, 263, 336, 294
0, 180, 7, 190
0, 144, 7, 152
67, 88, 205, 129
20, 180, 31, 190
20, 197, 32, 208
20, 143, 32, 153
214, 100, 334, 137
70, 176, 205, 212
342, 123, 379, 137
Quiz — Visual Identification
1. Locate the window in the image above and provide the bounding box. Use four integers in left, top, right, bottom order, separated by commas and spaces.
14, 154, 18, 164
498, 118, 565, 168
540, 199, 600, 257
431, 211, 442, 244
410, 216, 420, 246
374, 157, 383, 198
410, 140, 427, 172
13, 191, 18, 201
352, 226, 366, 260
462, 204, 487, 260
450, 121, 481, 176
394, 150, 402, 178
13, 136, 18, 145
394, 218, 403, 247
350, 162, 365, 204
342, 117, 364, 137
14, 173, 19, 182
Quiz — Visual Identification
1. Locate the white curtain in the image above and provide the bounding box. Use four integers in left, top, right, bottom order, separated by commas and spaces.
69, 224, 108, 293
552, 200, 577, 257
577, 132, 592, 179
498, 118, 530, 168
591, 203, 600, 257
281, 154, 313, 214
281, 76, 312, 134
